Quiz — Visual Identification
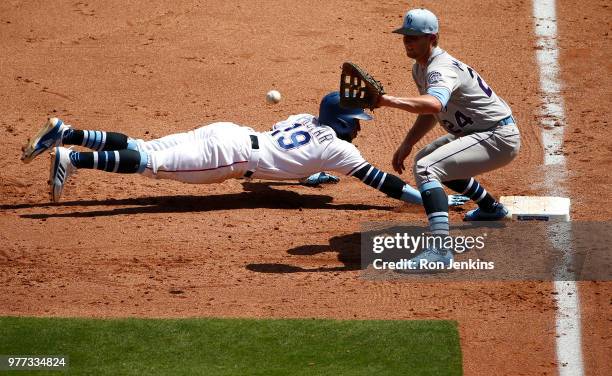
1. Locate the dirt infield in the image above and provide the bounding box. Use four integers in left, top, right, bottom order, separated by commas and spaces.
0, 1, 609, 375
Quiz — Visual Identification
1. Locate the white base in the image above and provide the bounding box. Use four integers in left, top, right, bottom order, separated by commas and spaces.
499, 196, 571, 222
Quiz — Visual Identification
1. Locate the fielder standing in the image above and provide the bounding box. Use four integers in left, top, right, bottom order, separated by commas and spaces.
377, 8, 521, 266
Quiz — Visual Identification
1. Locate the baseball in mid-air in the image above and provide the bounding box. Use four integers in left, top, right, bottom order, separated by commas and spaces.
266, 90, 281, 104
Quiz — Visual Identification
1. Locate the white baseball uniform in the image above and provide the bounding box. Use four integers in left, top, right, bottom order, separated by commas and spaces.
133, 114, 369, 184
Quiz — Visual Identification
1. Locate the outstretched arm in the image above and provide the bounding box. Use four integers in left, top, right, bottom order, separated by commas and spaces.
320, 138, 465, 205
392, 114, 437, 174
378, 94, 442, 114
351, 163, 468, 206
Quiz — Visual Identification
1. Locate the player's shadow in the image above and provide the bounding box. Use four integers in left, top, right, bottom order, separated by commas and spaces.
246, 231, 363, 273
6, 182, 390, 219
246, 223, 500, 274
246, 224, 433, 274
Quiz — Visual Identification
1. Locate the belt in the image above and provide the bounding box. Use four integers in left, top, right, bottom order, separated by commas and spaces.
244, 134, 260, 178
498, 115, 515, 126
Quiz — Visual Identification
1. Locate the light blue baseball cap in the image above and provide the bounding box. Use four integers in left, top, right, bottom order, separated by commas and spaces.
392, 8, 439, 36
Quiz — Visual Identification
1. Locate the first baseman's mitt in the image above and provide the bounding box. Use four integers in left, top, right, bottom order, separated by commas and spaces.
339, 62, 385, 110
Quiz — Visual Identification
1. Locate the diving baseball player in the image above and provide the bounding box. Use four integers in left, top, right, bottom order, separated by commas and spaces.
20, 92, 469, 208
376, 8, 521, 266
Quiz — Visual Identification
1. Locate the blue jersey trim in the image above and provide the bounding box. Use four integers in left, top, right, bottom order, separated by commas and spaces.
427, 87, 451, 108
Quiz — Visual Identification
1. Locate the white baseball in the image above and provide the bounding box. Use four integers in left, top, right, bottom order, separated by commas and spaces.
266, 90, 281, 104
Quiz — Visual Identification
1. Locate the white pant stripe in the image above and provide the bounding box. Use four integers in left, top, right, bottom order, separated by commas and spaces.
427, 211, 449, 219
112, 151, 120, 173
92, 152, 98, 169
461, 178, 475, 195
475, 189, 488, 203
361, 166, 374, 182
82, 130, 89, 146
99, 132, 107, 150
376, 173, 387, 190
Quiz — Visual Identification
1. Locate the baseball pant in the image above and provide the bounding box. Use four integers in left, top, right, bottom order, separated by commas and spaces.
413, 124, 520, 185
133, 122, 255, 184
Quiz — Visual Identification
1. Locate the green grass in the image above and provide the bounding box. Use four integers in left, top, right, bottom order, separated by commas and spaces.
0, 316, 461, 375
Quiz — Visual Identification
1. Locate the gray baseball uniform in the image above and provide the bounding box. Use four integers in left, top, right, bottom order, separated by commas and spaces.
411, 47, 520, 185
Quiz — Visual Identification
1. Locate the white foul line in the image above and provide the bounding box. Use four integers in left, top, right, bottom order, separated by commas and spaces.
532, 1, 584, 375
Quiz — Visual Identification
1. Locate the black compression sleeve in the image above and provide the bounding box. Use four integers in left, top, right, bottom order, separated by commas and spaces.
351, 164, 405, 199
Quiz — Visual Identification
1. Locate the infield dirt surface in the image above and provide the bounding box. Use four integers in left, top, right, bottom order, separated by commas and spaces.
0, 1, 610, 375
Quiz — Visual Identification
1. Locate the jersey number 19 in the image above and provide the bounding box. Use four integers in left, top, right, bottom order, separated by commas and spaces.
273, 123, 312, 150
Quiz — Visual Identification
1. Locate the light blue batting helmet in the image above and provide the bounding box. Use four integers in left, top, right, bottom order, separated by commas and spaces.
318, 92, 372, 142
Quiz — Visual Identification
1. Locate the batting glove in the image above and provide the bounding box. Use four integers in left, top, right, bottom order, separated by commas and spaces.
448, 194, 470, 207
300, 172, 340, 187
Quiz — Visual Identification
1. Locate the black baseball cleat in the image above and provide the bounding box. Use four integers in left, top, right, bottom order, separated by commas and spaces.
463, 204, 509, 221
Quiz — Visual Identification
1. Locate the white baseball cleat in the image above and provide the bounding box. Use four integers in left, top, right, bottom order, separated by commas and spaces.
21, 117, 71, 163
49, 146, 76, 203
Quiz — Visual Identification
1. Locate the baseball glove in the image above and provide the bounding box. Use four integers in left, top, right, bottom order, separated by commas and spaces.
339, 62, 385, 110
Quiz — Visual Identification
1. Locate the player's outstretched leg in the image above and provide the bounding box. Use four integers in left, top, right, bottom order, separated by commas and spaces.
49, 146, 147, 202
444, 178, 508, 221
62, 128, 131, 152
21, 117, 134, 163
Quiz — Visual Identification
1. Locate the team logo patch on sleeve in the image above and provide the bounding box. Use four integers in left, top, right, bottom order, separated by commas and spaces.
427, 71, 443, 85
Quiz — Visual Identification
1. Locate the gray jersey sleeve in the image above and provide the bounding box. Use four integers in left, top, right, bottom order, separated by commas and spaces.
425, 66, 460, 96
